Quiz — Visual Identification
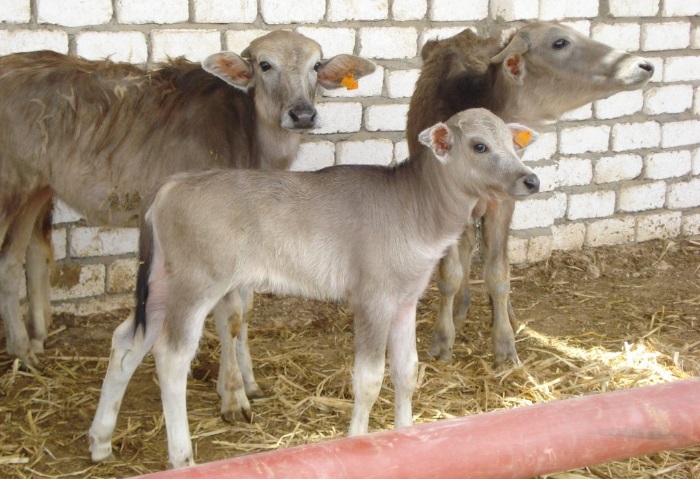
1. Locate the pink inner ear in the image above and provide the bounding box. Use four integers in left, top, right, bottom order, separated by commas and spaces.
506, 54, 522, 76
221, 59, 251, 80
432, 126, 451, 154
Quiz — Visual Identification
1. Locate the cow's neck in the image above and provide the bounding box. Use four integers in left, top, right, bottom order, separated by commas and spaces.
491, 72, 555, 126
256, 119, 301, 171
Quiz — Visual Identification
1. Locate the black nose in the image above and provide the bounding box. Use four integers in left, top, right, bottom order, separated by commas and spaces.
639, 61, 654, 74
288, 106, 317, 129
524, 174, 540, 193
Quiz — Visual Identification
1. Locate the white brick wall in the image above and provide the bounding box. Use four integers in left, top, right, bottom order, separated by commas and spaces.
37, 0, 113, 27
116, 0, 189, 24
668, 179, 700, 209
152, 29, 221, 62
0, 29, 68, 55
392, 0, 426, 21
637, 212, 682, 242
386, 69, 420, 98
644, 150, 692, 179
560, 125, 610, 155
664, 56, 700, 82
337, 139, 394, 166
661, 120, 700, 148
313, 102, 363, 134
643, 84, 694, 114
585, 218, 636, 247
663, 0, 700, 16
594, 91, 643, 119
608, 0, 659, 17
539, 0, 598, 20
359, 27, 417, 59
76, 31, 148, 63
557, 157, 592, 187
193, 0, 258, 23
328, 0, 388, 21
291, 141, 336, 171
611, 121, 661, 152
490, 0, 539, 21
260, 0, 325, 23
69, 227, 139, 258
618, 181, 666, 212
642, 22, 691, 51
594, 154, 643, 184
0, 0, 30, 23
365, 104, 409, 131
567, 191, 616, 220
431, 0, 487, 21
591, 23, 640, 51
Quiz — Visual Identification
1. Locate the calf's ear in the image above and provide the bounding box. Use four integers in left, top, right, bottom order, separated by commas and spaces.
202, 52, 253, 92
506, 123, 539, 152
491, 32, 530, 86
317, 55, 376, 90
418, 123, 452, 163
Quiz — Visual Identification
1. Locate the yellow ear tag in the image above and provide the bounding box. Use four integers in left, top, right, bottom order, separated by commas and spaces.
341, 72, 359, 90
514, 130, 532, 148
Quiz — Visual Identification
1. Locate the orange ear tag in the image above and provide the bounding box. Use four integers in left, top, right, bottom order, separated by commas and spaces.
341, 72, 359, 90
514, 130, 532, 148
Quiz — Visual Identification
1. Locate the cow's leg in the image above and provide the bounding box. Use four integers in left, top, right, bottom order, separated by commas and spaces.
453, 221, 479, 328
235, 288, 264, 399
213, 290, 252, 423
388, 298, 418, 429
25, 204, 53, 355
429, 244, 462, 362
348, 299, 393, 436
88, 311, 164, 462
482, 198, 520, 365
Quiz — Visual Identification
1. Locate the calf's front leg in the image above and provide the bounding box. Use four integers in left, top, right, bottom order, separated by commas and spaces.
388, 299, 419, 429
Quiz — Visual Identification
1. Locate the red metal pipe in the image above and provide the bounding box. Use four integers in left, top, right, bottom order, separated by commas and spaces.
133, 379, 700, 479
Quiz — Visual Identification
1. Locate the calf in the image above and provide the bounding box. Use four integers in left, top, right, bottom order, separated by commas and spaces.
88, 108, 540, 468
406, 22, 654, 364
0, 30, 374, 385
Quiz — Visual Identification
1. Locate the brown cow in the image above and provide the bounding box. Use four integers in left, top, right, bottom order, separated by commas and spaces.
0, 30, 375, 393
406, 22, 654, 364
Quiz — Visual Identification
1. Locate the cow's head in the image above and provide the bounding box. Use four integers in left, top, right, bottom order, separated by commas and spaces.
202, 30, 375, 130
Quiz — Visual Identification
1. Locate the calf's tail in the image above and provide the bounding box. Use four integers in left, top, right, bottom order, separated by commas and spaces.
133, 214, 154, 336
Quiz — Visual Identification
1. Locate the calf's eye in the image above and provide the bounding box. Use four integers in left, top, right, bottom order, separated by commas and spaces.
553, 39, 569, 50
314, 62, 322, 72
474, 143, 488, 153
259, 61, 271, 72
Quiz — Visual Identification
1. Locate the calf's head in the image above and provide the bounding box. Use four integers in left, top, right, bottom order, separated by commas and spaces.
419, 108, 540, 200
202, 30, 375, 130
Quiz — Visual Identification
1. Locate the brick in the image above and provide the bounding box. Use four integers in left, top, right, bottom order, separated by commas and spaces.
336, 139, 394, 166
386, 69, 420, 98
490, 0, 538, 21
594, 91, 643, 119
52, 229, 67, 261
539, 0, 598, 19
260, 0, 325, 24
116, 0, 188, 24
646, 57, 664, 83
507, 236, 528, 264
107, 259, 138, 294
76, 32, 148, 63
365, 104, 409, 132
693, 26, 700, 49
693, 148, 700, 176
561, 20, 591, 36
531, 164, 557, 192
560, 125, 610, 155
53, 294, 133, 316
696, 86, 700, 115
296, 27, 355, 59
609, 0, 659, 17
618, 181, 666, 212
668, 179, 700, 209
644, 150, 692, 180
152, 29, 221, 63
225, 29, 268, 54
521, 131, 557, 163
392, 0, 426, 20
430, 0, 487, 20
643, 85, 694, 115
193, 0, 257, 23
69, 227, 139, 258
328, 0, 388, 21
50, 264, 105, 301
585, 217, 636, 247
557, 157, 592, 187
642, 22, 691, 52
664, 56, 700, 82
394, 140, 409, 163
53, 200, 84, 224
591, 23, 640, 52
359, 27, 417, 59
663, 0, 700, 16
291, 141, 335, 171
323, 66, 384, 98
661, 120, 700, 148
560, 103, 592, 121
313, 102, 362, 134
37, 0, 112, 26
637, 212, 682, 242
552, 223, 586, 251
682, 213, 700, 236
0, 30, 68, 55
511, 194, 564, 230
0, 0, 30, 23
567, 191, 616, 220
527, 234, 554, 263
594, 154, 643, 183
611, 121, 660, 152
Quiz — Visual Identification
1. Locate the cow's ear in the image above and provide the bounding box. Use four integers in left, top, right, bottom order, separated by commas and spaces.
202, 52, 253, 92
317, 55, 376, 90
506, 123, 539, 152
418, 122, 452, 163
501, 53, 526, 85
491, 31, 530, 86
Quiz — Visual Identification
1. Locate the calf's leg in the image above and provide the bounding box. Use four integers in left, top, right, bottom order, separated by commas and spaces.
388, 299, 419, 429
429, 245, 462, 361
25, 206, 54, 355
235, 288, 264, 398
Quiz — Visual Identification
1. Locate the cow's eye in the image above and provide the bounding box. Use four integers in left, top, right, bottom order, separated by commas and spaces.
474, 143, 488, 153
553, 39, 569, 50
259, 61, 271, 72
314, 62, 322, 72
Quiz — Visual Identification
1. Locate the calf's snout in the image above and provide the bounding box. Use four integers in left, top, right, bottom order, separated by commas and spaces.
288, 105, 317, 129
523, 173, 540, 193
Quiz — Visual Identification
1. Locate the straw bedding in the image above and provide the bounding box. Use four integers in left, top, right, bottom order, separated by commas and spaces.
1, 238, 699, 478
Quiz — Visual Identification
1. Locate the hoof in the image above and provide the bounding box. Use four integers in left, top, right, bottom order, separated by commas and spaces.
429, 342, 453, 362
246, 385, 266, 400
89, 436, 114, 463
221, 406, 253, 424
30, 339, 45, 355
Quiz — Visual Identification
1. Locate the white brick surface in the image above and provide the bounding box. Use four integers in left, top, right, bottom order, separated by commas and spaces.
693, 149, 700, 176
647, 57, 665, 83
225, 29, 268, 54
38, 0, 112, 26
116, 0, 188, 24
594, 154, 643, 184
394, 140, 409, 163
193, 0, 257, 23
107, 258, 138, 294
664, 56, 700, 82
643, 85, 694, 115
337, 139, 394, 166
323, 66, 384, 98
682, 213, 700, 236
313, 102, 363, 134
637, 212, 682, 242
560, 125, 610, 155
430, 0, 488, 20
507, 236, 528, 265
0, 0, 30, 23
668, 179, 700, 209
328, 0, 388, 21
296, 27, 355, 59
392, 0, 426, 20
291, 141, 336, 171
52, 229, 67, 261
70, 227, 139, 258
359, 27, 417, 59
76, 32, 148, 63
50, 264, 105, 301
532, 164, 557, 192
386, 69, 420, 98
609, 0, 659, 17
0, 30, 68, 55
527, 235, 554, 263
557, 158, 592, 187
521, 131, 557, 163
152, 29, 221, 63
539, 0, 598, 20
644, 150, 692, 180
594, 91, 643, 120
612, 121, 661, 152
552, 223, 586, 251
365, 104, 409, 131
585, 218, 636, 247
560, 103, 592, 121
662, 120, 700, 149
663, 0, 700, 16
693, 26, 700, 49
53, 200, 84, 224
642, 22, 691, 52
260, 0, 325, 24
561, 20, 591, 36
618, 181, 666, 212
511, 195, 565, 230
490, 0, 539, 21
568, 191, 616, 220
591, 23, 640, 52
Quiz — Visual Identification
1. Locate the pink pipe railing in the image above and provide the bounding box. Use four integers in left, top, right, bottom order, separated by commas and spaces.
132, 379, 700, 479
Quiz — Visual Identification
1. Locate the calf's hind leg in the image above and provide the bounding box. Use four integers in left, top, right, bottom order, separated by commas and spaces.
25, 204, 54, 355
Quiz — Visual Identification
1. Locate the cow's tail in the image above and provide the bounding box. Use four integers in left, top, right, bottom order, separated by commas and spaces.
133, 210, 154, 336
